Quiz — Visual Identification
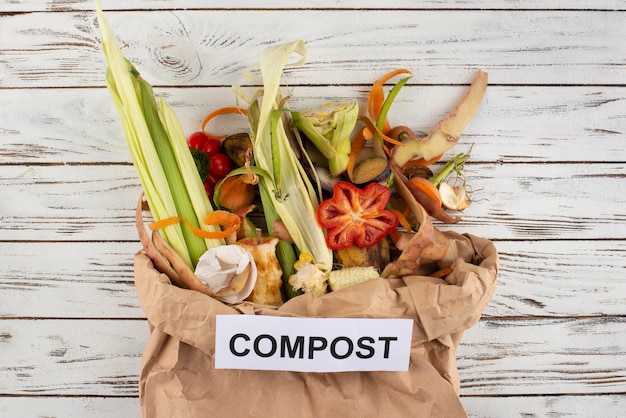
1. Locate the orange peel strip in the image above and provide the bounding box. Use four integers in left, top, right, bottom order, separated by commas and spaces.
390, 209, 412, 234
150, 210, 241, 240
367, 68, 413, 133
431, 267, 453, 279
201, 107, 247, 140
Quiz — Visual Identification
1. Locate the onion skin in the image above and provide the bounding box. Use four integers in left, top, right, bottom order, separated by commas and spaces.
218, 175, 256, 210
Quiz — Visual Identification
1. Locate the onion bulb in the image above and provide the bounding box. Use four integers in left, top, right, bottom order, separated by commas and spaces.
218, 175, 256, 210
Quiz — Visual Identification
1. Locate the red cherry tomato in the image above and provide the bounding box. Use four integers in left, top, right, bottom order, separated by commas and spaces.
188, 131, 207, 150
205, 174, 221, 187
203, 179, 214, 197
201, 138, 222, 155
209, 153, 232, 178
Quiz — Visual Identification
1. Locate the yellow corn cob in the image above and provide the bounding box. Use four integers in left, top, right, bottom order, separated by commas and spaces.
328, 266, 380, 291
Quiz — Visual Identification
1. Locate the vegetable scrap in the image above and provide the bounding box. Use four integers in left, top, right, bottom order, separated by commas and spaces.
317, 181, 398, 251
97, 3, 488, 304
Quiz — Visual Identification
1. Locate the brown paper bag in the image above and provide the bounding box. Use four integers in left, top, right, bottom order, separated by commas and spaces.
133, 231, 498, 418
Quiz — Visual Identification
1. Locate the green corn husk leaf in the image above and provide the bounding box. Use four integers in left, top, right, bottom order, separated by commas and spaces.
138, 80, 207, 266
159, 99, 224, 250
237, 40, 333, 273
97, 1, 216, 267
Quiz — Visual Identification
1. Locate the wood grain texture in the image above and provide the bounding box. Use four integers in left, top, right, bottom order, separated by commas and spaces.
486, 240, 626, 317
462, 394, 626, 418
0, 394, 624, 418
3, 0, 626, 13
2, 86, 624, 164
457, 317, 626, 396
2, 10, 626, 87
1, 163, 624, 241
1, 2, 625, 416
1, 240, 624, 319
0, 318, 623, 397
0, 319, 146, 396
0, 242, 141, 319
0, 397, 141, 418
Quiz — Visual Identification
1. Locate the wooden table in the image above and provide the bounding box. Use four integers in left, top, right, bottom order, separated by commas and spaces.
1, 1, 625, 416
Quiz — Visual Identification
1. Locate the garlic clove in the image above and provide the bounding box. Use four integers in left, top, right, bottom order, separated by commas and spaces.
439, 181, 471, 211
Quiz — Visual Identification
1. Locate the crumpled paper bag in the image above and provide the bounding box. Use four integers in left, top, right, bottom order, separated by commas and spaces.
133, 231, 498, 418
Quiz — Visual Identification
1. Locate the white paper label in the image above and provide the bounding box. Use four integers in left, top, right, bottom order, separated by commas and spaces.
214, 315, 413, 372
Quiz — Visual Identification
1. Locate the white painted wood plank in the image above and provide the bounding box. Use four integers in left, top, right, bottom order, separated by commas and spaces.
457, 162, 626, 240
2, 10, 625, 87
484, 240, 626, 318
457, 317, 626, 396
1, 318, 624, 396
0, 319, 147, 396
0, 164, 142, 241
1, 2, 624, 411
462, 394, 626, 418
3, 0, 625, 13
2, 163, 624, 241
0, 394, 623, 418
0, 242, 143, 319
1, 240, 624, 319
0, 397, 141, 418
2, 85, 624, 164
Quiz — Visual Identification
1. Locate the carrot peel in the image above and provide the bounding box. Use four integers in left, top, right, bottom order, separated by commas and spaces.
390, 208, 413, 234
150, 211, 241, 240
367, 68, 412, 134
201, 107, 247, 140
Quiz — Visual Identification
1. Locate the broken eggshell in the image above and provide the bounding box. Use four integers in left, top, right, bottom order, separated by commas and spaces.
194, 245, 257, 304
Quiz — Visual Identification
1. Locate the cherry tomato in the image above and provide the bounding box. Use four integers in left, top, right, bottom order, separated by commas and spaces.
205, 174, 222, 187
209, 153, 232, 178
188, 131, 207, 150
201, 138, 222, 156
203, 179, 214, 197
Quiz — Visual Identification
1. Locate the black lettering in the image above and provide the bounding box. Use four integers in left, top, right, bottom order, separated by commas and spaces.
356, 336, 375, 359
308, 336, 327, 359
281, 335, 305, 359
378, 336, 398, 358
254, 334, 277, 358
330, 336, 353, 359
230, 333, 250, 357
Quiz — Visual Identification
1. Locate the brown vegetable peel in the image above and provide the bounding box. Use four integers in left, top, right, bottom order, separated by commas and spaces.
152, 229, 217, 298
135, 194, 182, 284
391, 70, 488, 166
382, 164, 450, 278
135, 193, 217, 298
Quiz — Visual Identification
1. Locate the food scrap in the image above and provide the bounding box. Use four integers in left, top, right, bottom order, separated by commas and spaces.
97, 5, 488, 304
